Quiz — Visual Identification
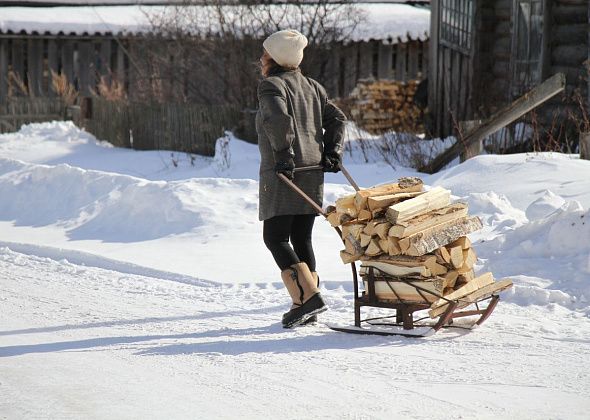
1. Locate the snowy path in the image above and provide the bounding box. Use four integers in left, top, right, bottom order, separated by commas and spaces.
2, 246, 589, 419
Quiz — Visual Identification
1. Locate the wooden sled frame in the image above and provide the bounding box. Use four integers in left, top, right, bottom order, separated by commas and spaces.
278, 167, 502, 338
350, 266, 501, 334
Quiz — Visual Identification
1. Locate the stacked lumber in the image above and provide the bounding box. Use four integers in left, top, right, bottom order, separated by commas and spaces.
326, 177, 512, 310
346, 79, 424, 135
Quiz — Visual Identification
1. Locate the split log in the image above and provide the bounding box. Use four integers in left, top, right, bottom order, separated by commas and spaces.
374, 222, 392, 240
358, 209, 372, 221
360, 233, 373, 248
327, 211, 341, 227
386, 186, 451, 224
388, 203, 468, 238
340, 250, 359, 264
336, 194, 357, 218
344, 237, 364, 256
455, 270, 475, 287
398, 216, 483, 256
429, 278, 513, 318
442, 270, 459, 289
378, 238, 390, 253
361, 254, 437, 267
449, 246, 464, 269
449, 236, 472, 249
360, 261, 431, 277
430, 272, 493, 309
362, 277, 445, 303
367, 191, 423, 212
462, 248, 477, 269
387, 237, 402, 255
427, 260, 448, 276
365, 239, 384, 257
436, 246, 452, 264
354, 177, 423, 211
341, 223, 364, 241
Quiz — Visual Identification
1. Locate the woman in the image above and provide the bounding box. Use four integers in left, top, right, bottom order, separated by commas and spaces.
256, 29, 346, 328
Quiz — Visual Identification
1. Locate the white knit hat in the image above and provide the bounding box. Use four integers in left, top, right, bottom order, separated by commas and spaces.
263, 29, 308, 68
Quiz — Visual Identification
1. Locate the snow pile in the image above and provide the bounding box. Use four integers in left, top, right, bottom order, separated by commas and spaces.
2, 121, 590, 418
1, 121, 590, 313
0, 158, 260, 242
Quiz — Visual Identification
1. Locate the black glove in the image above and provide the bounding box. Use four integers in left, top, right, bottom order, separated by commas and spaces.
275, 158, 295, 180
321, 152, 341, 173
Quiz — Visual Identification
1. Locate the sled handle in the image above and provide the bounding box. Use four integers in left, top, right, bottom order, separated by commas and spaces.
292, 164, 360, 191
277, 173, 326, 216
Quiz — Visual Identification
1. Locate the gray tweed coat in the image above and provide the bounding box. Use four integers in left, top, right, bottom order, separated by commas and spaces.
256, 69, 346, 221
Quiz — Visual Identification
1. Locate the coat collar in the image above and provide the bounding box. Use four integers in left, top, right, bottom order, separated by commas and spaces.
266, 66, 301, 77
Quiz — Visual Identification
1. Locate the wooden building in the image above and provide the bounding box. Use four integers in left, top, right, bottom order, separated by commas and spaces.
428, 0, 590, 139
0, 1, 430, 104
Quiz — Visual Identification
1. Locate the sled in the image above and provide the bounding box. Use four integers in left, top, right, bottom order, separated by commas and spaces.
278, 166, 509, 338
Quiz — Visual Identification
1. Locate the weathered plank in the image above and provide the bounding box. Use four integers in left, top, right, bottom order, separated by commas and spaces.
0, 39, 7, 101
358, 41, 374, 79
99, 39, 112, 82
395, 42, 407, 82
429, 278, 513, 318
408, 41, 419, 79
27, 39, 44, 96
61, 40, 74, 84
421, 73, 566, 173
443, 47, 452, 136
378, 43, 393, 79
47, 39, 59, 96
11, 40, 25, 89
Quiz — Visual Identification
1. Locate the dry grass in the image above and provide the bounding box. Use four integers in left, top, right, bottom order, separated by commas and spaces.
93, 75, 127, 102
50, 70, 78, 105
7, 71, 29, 97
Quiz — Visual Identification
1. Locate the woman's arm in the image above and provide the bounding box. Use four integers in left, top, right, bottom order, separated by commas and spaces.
258, 78, 295, 164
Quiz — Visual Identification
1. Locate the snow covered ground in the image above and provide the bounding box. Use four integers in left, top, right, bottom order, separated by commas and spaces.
1, 122, 590, 419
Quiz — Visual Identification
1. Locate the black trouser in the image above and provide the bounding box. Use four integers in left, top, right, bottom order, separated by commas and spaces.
263, 214, 316, 272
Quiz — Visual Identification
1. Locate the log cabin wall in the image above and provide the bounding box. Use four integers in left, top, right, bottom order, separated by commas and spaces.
430, 0, 590, 140
541, 0, 589, 124
476, 0, 513, 116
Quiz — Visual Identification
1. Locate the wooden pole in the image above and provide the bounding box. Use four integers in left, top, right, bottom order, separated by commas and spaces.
459, 120, 484, 162
580, 132, 590, 160
421, 72, 566, 173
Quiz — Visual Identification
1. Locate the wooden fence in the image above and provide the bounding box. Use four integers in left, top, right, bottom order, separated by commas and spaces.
83, 99, 241, 156
0, 97, 66, 133
0, 96, 240, 156
0, 35, 428, 103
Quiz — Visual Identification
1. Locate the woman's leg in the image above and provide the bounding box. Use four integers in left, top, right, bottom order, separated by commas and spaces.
263, 215, 300, 270
290, 214, 316, 272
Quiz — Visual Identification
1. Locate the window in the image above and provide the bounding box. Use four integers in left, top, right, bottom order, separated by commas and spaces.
511, 0, 544, 97
440, 0, 475, 55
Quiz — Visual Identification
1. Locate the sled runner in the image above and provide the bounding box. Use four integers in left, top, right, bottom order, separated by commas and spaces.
278, 166, 511, 338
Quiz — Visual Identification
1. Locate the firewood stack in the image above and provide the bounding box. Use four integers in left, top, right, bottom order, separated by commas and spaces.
326, 177, 512, 314
346, 79, 424, 135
